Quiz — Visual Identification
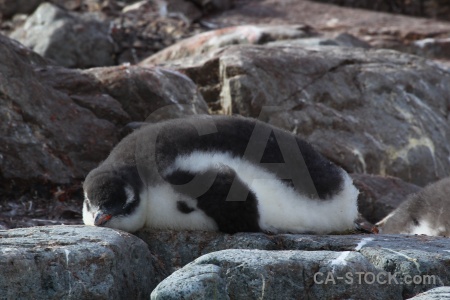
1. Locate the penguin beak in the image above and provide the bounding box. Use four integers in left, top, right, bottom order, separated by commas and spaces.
94, 212, 112, 226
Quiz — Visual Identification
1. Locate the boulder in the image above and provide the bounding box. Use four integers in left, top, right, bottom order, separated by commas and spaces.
267, 33, 370, 49
0, 33, 208, 191
202, 0, 450, 61
10, 2, 115, 68
146, 44, 450, 186
412, 38, 450, 60
0, 33, 117, 186
164, 0, 203, 24
0, 225, 154, 299
0, 0, 44, 18
84, 65, 208, 123
410, 286, 450, 299
141, 24, 317, 65
308, 0, 450, 21
146, 231, 450, 299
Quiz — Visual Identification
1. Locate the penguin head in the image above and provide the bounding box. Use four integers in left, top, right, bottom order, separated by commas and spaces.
375, 198, 423, 235
82, 167, 146, 232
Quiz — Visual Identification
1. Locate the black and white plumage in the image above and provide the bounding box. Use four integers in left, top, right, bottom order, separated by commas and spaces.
376, 177, 450, 236
83, 115, 359, 233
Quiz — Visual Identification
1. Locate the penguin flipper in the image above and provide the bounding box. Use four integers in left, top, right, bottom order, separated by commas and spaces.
164, 165, 261, 234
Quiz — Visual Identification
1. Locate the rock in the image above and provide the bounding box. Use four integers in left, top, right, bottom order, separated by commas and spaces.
84, 65, 209, 123
149, 44, 450, 186
141, 24, 317, 65
146, 231, 450, 299
0, 33, 118, 186
0, 225, 154, 299
412, 38, 450, 60
0, 33, 208, 192
122, 0, 150, 13
164, 0, 203, 24
334, 33, 371, 48
308, 0, 450, 21
267, 33, 370, 49
0, 0, 44, 19
203, 0, 450, 62
134, 230, 279, 284
410, 286, 450, 299
10, 2, 115, 68
190, 0, 232, 11
352, 173, 421, 223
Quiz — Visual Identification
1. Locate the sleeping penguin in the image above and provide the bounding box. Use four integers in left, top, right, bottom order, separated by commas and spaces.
82, 115, 359, 234
376, 177, 450, 236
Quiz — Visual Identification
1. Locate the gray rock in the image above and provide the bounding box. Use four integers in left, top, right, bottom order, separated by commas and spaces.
10, 2, 115, 68
165, 0, 203, 24
202, 0, 450, 67
141, 24, 317, 65
84, 65, 209, 123
2, 227, 448, 299
410, 286, 450, 299
267, 33, 370, 49
189, 0, 232, 11
0, 0, 44, 18
148, 231, 450, 299
308, 0, 450, 21
412, 38, 450, 60
150, 44, 450, 186
0, 33, 208, 190
134, 230, 279, 284
0, 225, 154, 299
0, 33, 118, 185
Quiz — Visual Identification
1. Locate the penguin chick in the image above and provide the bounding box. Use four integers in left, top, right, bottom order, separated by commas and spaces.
376, 177, 450, 236
83, 115, 359, 234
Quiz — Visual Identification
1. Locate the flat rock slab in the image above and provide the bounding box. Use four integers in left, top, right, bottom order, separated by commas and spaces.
141, 24, 317, 65
137, 230, 450, 299
0, 226, 154, 300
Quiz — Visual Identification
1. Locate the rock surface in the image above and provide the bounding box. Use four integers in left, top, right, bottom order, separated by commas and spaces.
10, 3, 115, 68
2, 226, 448, 299
141, 24, 317, 65
0, 33, 117, 186
0, 225, 154, 299
149, 44, 450, 186
11, 3, 114, 68
203, 0, 450, 62
409, 286, 450, 300
0, 32, 208, 191
84, 65, 208, 123
309, 0, 450, 21
143, 230, 450, 299
0, 0, 44, 18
